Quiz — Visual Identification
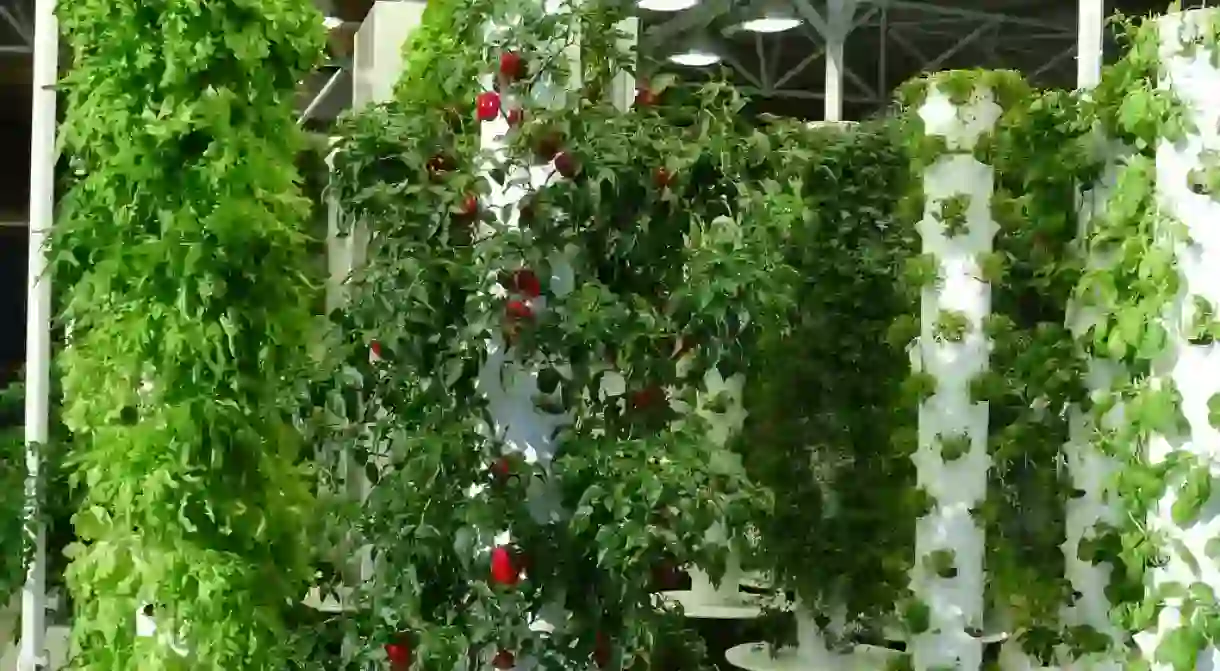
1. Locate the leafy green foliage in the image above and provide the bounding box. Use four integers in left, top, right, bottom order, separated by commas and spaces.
981, 83, 1091, 658
325, 0, 788, 666
0, 380, 23, 606
896, 67, 1086, 661
1070, 9, 1209, 664
50, 0, 326, 666
0, 377, 77, 618
738, 121, 917, 636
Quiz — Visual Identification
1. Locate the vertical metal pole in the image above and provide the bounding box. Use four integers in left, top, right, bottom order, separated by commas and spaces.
21, 0, 57, 667
1077, 0, 1103, 89
878, 3, 888, 106
824, 0, 845, 121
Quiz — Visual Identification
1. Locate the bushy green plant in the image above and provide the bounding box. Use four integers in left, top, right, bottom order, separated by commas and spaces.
49, 0, 326, 666
323, 0, 796, 667
737, 120, 918, 643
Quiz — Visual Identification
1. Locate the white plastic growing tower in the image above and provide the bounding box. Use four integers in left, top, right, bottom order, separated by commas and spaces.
1136, 8, 1220, 670
1060, 145, 1125, 671
663, 366, 760, 617
909, 78, 1001, 671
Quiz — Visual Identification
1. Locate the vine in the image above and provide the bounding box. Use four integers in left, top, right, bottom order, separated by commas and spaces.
982, 83, 1091, 665
50, 0, 326, 666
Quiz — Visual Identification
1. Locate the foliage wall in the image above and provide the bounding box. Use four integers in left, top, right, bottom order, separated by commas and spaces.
738, 120, 918, 637
49, 0, 327, 667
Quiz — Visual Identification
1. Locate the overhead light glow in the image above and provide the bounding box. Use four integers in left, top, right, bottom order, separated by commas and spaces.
638, 0, 700, 10
738, 16, 801, 33
323, 15, 344, 30
667, 49, 721, 67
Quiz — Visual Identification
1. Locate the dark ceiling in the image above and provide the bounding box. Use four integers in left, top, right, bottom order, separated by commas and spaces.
0, 0, 1194, 222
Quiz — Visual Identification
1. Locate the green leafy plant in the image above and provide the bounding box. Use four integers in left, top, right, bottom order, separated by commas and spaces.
0, 377, 77, 622
325, 0, 790, 666
933, 309, 971, 343
738, 120, 917, 646
935, 194, 971, 238
0, 380, 24, 607
49, 0, 327, 666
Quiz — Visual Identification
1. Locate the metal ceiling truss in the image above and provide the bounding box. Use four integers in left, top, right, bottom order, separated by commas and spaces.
0, 0, 30, 55
644, 0, 1079, 107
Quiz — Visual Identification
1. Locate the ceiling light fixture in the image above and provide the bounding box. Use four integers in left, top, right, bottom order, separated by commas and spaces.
638, 0, 700, 12
667, 47, 721, 67
322, 15, 344, 30
738, 15, 801, 32
667, 33, 722, 67
735, 0, 801, 33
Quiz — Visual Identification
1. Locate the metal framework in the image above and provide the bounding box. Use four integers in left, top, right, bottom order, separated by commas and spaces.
643, 0, 1078, 114
3, 0, 1120, 668
0, 0, 31, 55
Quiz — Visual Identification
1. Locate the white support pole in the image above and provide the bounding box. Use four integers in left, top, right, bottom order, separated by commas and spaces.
1076, 0, 1103, 89
20, 0, 58, 667
823, 0, 847, 121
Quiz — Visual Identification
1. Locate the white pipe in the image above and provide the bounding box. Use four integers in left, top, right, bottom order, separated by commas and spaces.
823, 0, 845, 121
1076, 0, 1103, 89
20, 0, 58, 667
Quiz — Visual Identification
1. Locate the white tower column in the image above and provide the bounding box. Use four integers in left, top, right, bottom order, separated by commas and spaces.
909, 77, 1003, 671
1136, 8, 1220, 670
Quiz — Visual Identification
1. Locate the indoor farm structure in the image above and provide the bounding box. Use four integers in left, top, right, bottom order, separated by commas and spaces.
3, 0, 1220, 671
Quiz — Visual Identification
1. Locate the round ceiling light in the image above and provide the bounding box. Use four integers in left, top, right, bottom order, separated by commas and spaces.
638, 0, 700, 12
735, 0, 801, 34
667, 49, 722, 67
738, 16, 801, 33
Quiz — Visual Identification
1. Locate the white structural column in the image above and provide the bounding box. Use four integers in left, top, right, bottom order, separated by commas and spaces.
1076, 0, 1103, 89
1138, 8, 1220, 670
909, 80, 1002, 671
1057, 0, 1123, 668
19, 0, 57, 667
822, 0, 855, 121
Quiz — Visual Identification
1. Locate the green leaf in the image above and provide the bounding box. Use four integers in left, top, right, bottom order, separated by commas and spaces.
1154, 626, 1204, 671
1171, 466, 1213, 527
904, 601, 931, 635
1208, 393, 1220, 430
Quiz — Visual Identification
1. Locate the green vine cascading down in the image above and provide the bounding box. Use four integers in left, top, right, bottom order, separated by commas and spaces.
50, 0, 326, 667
